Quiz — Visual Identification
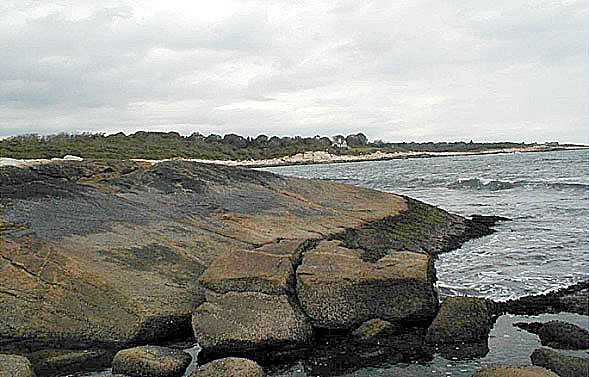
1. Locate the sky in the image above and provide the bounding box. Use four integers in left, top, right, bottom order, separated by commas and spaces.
0, 0, 587, 143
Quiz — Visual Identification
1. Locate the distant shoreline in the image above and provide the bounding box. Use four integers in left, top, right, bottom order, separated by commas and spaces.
0, 145, 586, 169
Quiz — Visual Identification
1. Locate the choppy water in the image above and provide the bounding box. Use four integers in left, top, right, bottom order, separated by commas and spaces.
262, 149, 589, 301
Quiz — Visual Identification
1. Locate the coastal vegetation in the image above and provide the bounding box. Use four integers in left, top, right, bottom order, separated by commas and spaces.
0, 131, 564, 160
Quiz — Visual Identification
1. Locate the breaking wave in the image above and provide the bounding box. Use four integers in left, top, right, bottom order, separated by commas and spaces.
448, 178, 588, 192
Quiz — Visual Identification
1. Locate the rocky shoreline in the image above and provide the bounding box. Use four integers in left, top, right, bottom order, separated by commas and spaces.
1, 160, 587, 377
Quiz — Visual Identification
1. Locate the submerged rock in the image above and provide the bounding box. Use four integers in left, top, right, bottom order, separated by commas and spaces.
472, 365, 558, 377
531, 348, 589, 377
0, 354, 36, 377
190, 357, 264, 377
297, 241, 438, 329
111, 345, 192, 377
514, 320, 589, 349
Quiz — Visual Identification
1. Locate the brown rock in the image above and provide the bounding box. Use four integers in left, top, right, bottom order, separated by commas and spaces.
111, 345, 192, 377
296, 241, 437, 329
472, 365, 559, 377
192, 291, 313, 356
190, 357, 263, 377
198, 240, 305, 295
0, 354, 35, 377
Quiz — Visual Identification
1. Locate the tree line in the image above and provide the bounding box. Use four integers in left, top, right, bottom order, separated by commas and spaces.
0, 131, 536, 160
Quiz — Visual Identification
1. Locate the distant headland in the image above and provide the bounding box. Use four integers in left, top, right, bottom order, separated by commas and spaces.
1, 131, 585, 167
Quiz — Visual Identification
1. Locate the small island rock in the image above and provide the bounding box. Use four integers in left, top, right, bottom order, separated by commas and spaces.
111, 345, 192, 377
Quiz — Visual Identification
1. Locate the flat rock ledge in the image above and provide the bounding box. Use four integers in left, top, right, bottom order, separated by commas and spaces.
472, 365, 558, 377
189, 357, 264, 377
531, 348, 589, 377
111, 346, 192, 377
0, 354, 36, 377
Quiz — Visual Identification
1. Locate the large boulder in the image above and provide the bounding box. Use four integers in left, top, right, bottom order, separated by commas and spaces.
472, 365, 558, 377
190, 357, 264, 377
296, 241, 437, 329
514, 320, 588, 349
111, 345, 192, 377
426, 296, 496, 344
531, 348, 589, 377
0, 354, 35, 377
193, 291, 313, 358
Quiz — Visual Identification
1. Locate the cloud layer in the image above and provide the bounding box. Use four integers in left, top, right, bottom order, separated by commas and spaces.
1, 0, 586, 142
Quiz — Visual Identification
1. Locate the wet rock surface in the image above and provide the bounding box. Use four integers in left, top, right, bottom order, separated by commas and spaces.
472, 365, 559, 377
190, 357, 264, 377
530, 348, 589, 377
26, 348, 115, 377
501, 281, 588, 316
111, 345, 191, 377
426, 296, 497, 344
514, 320, 589, 349
0, 354, 36, 377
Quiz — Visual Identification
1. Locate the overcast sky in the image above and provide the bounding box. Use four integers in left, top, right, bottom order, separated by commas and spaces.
1, 0, 587, 143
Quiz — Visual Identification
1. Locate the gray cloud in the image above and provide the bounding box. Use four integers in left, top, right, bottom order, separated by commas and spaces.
0, 0, 586, 143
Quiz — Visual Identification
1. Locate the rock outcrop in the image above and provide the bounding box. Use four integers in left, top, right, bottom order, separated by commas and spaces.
514, 321, 588, 349
111, 345, 192, 377
531, 348, 589, 377
190, 357, 264, 377
1, 160, 498, 374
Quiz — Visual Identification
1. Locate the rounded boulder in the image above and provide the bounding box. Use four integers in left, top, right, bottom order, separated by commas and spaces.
111, 345, 192, 377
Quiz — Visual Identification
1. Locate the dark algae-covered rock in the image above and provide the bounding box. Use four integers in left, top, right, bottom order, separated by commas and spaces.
0, 354, 36, 377
426, 296, 496, 343
425, 296, 497, 360
26, 349, 115, 377
514, 320, 589, 349
190, 357, 264, 377
472, 365, 558, 377
111, 345, 191, 377
501, 280, 588, 316
531, 348, 589, 377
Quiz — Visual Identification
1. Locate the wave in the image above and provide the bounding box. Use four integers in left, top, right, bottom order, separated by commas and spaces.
448, 178, 588, 192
